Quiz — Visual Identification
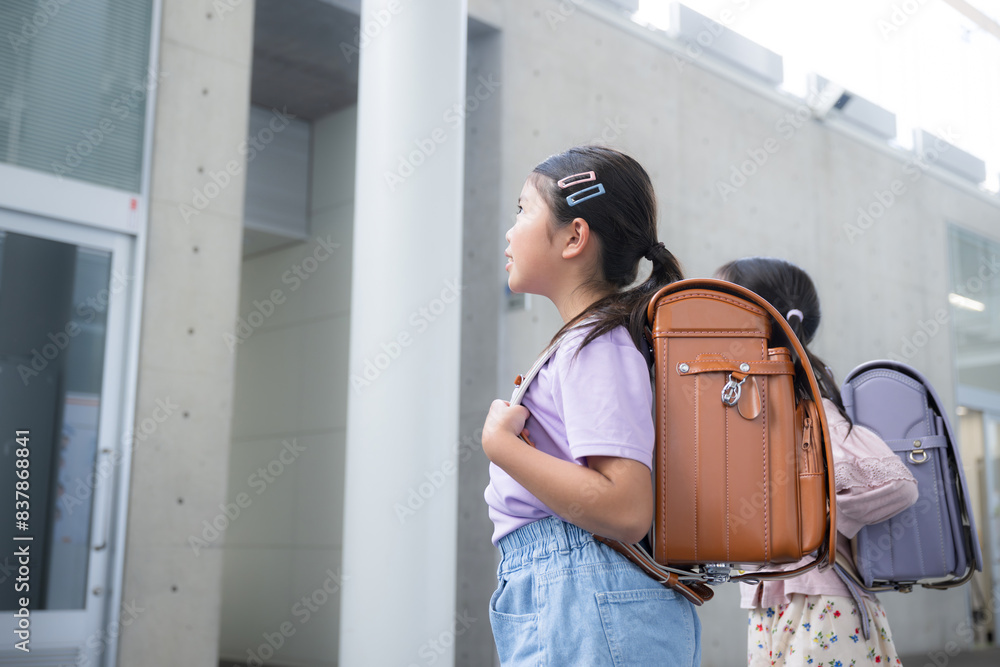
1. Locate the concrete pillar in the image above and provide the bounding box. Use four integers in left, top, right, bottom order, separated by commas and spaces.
339, 1, 467, 665
118, 0, 253, 664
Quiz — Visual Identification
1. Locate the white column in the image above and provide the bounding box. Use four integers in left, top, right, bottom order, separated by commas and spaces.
339, 2, 467, 665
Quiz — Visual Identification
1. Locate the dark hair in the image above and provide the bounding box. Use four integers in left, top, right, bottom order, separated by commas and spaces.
531, 146, 683, 351
715, 257, 850, 424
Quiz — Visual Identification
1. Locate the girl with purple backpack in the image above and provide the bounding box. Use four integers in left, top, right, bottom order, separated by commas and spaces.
716, 257, 919, 667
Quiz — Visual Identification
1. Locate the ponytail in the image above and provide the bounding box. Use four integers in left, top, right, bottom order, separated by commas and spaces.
556, 241, 683, 352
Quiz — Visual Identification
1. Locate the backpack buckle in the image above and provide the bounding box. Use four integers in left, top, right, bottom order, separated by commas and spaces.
703, 564, 732, 584
908, 439, 928, 464
721, 373, 748, 406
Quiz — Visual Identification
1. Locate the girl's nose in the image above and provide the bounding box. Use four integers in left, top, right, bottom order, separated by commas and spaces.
505, 227, 512, 243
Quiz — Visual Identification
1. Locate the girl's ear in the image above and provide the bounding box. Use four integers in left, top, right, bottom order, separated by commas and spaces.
561, 217, 591, 260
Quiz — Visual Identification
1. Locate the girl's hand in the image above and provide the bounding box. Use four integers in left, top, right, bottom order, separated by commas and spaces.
482, 399, 530, 463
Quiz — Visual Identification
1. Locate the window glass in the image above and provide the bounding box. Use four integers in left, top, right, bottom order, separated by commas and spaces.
0, 0, 154, 192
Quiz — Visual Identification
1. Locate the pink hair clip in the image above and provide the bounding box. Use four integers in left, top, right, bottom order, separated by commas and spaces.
557, 171, 605, 206
556, 171, 597, 189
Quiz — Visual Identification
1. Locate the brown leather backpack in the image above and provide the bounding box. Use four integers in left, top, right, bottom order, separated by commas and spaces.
596, 279, 837, 605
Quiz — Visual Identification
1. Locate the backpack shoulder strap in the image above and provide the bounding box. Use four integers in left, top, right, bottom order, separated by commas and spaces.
509, 339, 562, 408
510, 318, 602, 406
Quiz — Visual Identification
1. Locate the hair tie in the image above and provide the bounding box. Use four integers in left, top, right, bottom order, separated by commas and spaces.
644, 242, 665, 262
786, 308, 804, 323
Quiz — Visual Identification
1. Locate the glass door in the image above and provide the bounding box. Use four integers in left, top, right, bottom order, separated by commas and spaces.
950, 225, 1000, 645
0, 209, 133, 666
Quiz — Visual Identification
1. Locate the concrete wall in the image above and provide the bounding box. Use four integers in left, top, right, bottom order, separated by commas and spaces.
118, 0, 255, 664
219, 105, 356, 667
473, 0, 1000, 664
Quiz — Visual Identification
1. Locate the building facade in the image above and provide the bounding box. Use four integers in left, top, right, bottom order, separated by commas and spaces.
0, 1, 998, 665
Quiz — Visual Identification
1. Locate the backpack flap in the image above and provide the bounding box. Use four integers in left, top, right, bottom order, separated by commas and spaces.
633, 279, 836, 581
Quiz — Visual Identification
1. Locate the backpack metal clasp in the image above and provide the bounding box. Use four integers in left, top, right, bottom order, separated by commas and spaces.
909, 439, 928, 464
703, 563, 733, 584
721, 373, 748, 406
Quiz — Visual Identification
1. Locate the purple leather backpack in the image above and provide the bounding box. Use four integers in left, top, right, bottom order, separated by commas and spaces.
840, 360, 983, 592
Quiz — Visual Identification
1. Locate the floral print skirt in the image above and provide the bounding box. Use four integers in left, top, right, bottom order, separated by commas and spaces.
748, 593, 903, 666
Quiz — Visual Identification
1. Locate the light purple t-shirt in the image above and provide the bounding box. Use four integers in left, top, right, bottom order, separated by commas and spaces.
484, 325, 655, 544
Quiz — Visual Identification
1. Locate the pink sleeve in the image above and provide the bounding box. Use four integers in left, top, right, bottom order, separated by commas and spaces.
823, 399, 919, 538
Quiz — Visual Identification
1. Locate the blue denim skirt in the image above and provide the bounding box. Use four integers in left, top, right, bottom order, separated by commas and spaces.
490, 516, 702, 666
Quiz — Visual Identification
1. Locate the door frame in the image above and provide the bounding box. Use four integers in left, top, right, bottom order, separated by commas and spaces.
0, 207, 140, 666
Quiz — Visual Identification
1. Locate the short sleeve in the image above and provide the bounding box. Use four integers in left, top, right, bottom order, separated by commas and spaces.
554, 328, 655, 468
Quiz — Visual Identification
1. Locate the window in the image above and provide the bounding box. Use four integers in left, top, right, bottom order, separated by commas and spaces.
949, 226, 1000, 393
0, 0, 154, 192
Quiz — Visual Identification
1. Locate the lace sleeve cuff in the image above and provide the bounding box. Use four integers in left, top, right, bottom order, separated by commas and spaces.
835, 455, 915, 492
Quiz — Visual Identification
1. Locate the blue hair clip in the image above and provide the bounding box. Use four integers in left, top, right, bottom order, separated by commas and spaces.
558, 171, 605, 207
566, 183, 605, 207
